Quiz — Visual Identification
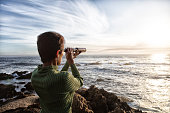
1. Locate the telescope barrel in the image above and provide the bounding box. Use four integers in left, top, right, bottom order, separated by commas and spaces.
64, 48, 86, 53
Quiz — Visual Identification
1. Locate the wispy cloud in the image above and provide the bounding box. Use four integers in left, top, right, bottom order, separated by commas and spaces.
0, 0, 170, 55
0, 0, 110, 55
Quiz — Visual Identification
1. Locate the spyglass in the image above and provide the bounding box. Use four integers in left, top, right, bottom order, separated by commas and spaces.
64, 48, 86, 53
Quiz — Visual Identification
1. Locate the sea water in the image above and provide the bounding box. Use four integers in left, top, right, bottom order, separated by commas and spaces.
0, 54, 170, 113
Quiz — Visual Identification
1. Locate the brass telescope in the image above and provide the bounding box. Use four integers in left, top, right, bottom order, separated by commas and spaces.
64, 48, 86, 53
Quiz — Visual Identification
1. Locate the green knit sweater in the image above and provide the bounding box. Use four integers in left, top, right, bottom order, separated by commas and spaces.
31, 61, 83, 113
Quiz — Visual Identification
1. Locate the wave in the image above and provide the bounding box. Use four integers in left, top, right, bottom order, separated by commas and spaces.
10, 63, 39, 66
85, 62, 101, 65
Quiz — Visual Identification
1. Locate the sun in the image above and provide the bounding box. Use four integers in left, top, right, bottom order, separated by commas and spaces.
138, 16, 170, 48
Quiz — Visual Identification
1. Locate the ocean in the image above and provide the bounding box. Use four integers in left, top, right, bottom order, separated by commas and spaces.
0, 54, 170, 113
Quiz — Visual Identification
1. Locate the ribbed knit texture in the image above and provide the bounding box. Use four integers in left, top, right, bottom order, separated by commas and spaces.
31, 61, 83, 113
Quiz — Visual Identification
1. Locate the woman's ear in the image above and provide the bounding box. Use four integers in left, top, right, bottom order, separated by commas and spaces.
56, 50, 60, 58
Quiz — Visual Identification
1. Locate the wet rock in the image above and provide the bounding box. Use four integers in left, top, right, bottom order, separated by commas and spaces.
72, 93, 93, 113
12, 71, 28, 76
0, 73, 14, 80
118, 96, 133, 103
85, 62, 101, 65
21, 88, 26, 92
24, 82, 34, 92
17, 82, 26, 84
16, 72, 32, 79
0, 84, 17, 99
75, 63, 81, 66
24, 92, 32, 95
96, 78, 104, 82
124, 63, 131, 65
15, 92, 26, 99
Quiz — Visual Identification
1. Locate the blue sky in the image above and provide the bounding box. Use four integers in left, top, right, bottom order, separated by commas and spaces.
0, 0, 170, 55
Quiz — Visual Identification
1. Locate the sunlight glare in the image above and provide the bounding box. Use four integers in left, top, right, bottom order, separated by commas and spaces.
150, 54, 167, 63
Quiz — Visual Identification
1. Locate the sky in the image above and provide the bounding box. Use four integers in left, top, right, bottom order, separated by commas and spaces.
0, 0, 170, 55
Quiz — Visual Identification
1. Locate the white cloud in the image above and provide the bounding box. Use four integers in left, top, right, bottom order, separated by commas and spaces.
0, 0, 170, 55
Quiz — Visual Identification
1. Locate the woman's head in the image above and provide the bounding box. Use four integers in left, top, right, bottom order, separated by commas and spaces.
37, 32, 64, 64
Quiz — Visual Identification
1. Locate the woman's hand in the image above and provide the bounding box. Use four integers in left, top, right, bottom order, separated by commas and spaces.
65, 48, 81, 65
73, 50, 81, 59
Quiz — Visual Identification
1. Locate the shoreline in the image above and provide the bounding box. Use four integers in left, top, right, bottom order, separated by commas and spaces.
0, 71, 146, 113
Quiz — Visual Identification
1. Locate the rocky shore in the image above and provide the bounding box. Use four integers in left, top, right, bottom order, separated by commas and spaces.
0, 71, 146, 113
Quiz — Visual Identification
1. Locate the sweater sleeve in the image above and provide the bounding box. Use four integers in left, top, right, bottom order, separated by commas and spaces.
61, 61, 69, 71
64, 64, 83, 92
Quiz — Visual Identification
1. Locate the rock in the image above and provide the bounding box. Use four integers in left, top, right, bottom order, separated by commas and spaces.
76, 88, 88, 97
0, 99, 3, 106
21, 88, 26, 92
2, 103, 40, 113
85, 85, 109, 113
96, 78, 104, 82
14, 92, 26, 99
0, 73, 14, 80
75, 63, 81, 66
0, 96, 40, 113
16, 73, 32, 79
110, 107, 125, 113
77, 85, 145, 113
12, 71, 28, 76
0, 85, 145, 113
99, 88, 119, 110
124, 63, 131, 65
17, 82, 26, 84
72, 93, 93, 113
85, 62, 101, 65
24, 82, 34, 92
118, 96, 133, 103
0, 84, 17, 99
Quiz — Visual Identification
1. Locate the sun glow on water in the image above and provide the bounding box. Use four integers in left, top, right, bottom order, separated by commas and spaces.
150, 54, 168, 63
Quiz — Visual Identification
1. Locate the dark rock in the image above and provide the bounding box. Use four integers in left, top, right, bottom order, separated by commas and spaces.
17, 82, 26, 84
96, 78, 104, 82
21, 88, 26, 92
12, 71, 28, 76
24, 92, 32, 95
0, 99, 3, 106
110, 107, 125, 113
1, 85, 145, 113
99, 88, 119, 111
0, 84, 17, 99
76, 88, 88, 97
75, 63, 81, 66
72, 93, 93, 113
77, 85, 145, 113
0, 73, 14, 80
85, 62, 101, 66
85, 85, 108, 113
15, 92, 26, 99
24, 82, 34, 92
16, 73, 32, 79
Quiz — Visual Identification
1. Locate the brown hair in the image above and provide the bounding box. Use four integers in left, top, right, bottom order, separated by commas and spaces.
37, 32, 64, 63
